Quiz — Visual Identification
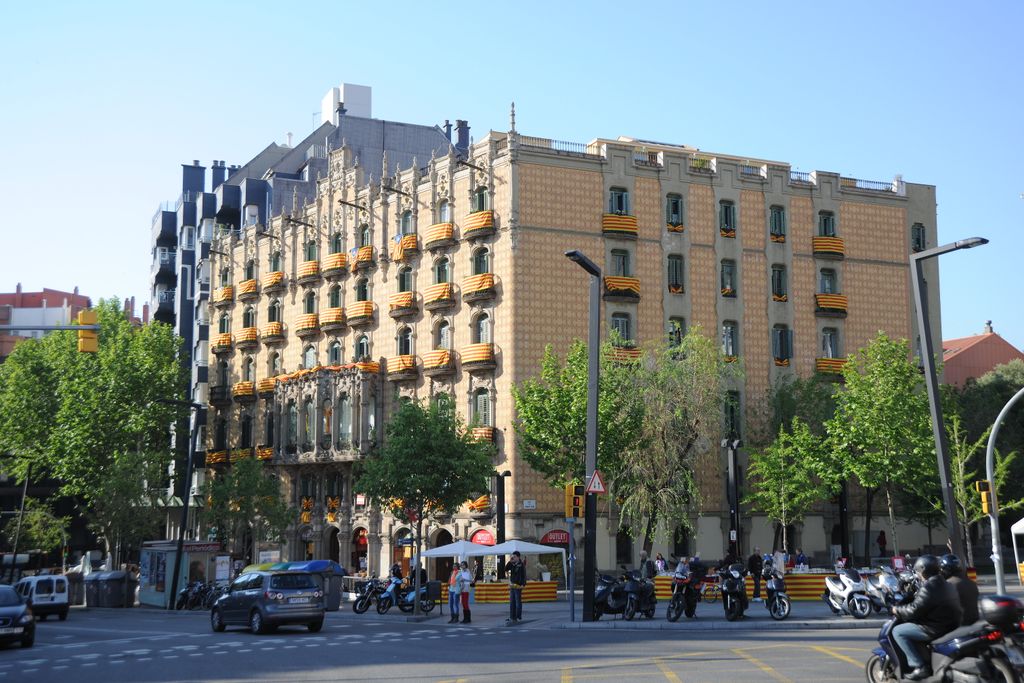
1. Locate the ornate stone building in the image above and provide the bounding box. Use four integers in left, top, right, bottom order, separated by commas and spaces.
205, 103, 941, 572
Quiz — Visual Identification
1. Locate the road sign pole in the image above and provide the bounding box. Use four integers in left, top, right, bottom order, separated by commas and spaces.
568, 521, 575, 623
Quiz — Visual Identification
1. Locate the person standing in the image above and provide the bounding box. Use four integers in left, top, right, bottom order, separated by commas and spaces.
458, 561, 474, 624
654, 553, 667, 573
447, 564, 462, 623
877, 530, 887, 557
748, 548, 764, 602
507, 551, 526, 624
638, 551, 656, 580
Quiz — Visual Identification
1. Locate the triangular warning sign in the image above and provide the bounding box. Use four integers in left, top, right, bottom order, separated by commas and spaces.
585, 470, 606, 495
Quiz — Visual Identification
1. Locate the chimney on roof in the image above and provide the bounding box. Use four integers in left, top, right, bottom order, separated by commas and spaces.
211, 160, 226, 190
455, 120, 470, 154
73, 286, 79, 296
286, 132, 293, 147
443, 120, 452, 141
142, 303, 150, 325
985, 320, 993, 334
16, 283, 21, 294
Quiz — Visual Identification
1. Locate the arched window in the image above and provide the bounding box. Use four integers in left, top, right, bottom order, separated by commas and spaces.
328, 341, 342, 365
268, 299, 281, 323
218, 313, 230, 334
435, 320, 451, 350
240, 412, 253, 448
438, 200, 451, 223
359, 224, 370, 248
433, 257, 450, 284
263, 401, 274, 445
270, 251, 282, 271
217, 360, 229, 386
473, 186, 488, 212
472, 247, 490, 275
400, 210, 412, 235
330, 232, 343, 254
355, 335, 369, 360
398, 267, 413, 293
244, 259, 256, 280
219, 267, 230, 287
303, 345, 317, 369
269, 352, 281, 376
355, 278, 368, 302
397, 327, 412, 356
305, 240, 318, 261
472, 388, 491, 427
473, 313, 490, 344
304, 291, 317, 314
338, 394, 352, 441
286, 401, 298, 447
243, 356, 255, 382
302, 398, 314, 447
328, 285, 341, 309
243, 306, 256, 328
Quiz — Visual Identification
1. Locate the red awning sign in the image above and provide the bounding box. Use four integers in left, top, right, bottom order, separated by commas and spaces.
471, 529, 495, 546
540, 529, 570, 545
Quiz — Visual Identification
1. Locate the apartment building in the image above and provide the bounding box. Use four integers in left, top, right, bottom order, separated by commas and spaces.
0, 284, 92, 361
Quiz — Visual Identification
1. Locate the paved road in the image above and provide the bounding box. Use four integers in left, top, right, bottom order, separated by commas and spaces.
0, 608, 876, 682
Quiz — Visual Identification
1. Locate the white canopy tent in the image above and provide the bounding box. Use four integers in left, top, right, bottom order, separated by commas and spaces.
420, 539, 569, 581
1010, 517, 1024, 587
419, 540, 493, 562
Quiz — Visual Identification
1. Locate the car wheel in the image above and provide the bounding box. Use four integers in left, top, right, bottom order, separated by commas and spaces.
59, 611, 68, 621
21, 632, 34, 648
307, 619, 324, 632
211, 608, 226, 633
249, 609, 267, 635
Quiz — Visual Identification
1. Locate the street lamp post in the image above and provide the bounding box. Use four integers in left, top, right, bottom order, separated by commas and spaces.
564, 250, 600, 622
987, 386, 1024, 594
495, 470, 511, 579
910, 237, 987, 563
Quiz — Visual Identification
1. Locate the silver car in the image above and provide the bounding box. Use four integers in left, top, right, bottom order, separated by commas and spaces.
211, 571, 324, 634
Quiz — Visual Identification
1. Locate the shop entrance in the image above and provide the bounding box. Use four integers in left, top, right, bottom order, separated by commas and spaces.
327, 527, 340, 564
351, 528, 368, 574
432, 529, 454, 582
393, 529, 411, 578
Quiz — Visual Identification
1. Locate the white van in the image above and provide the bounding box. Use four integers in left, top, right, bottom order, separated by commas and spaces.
14, 575, 69, 620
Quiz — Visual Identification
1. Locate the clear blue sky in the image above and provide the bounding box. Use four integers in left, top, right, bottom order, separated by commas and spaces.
2, 1, 1021, 350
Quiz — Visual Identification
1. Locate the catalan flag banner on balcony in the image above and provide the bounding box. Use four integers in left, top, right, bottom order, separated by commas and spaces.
206, 450, 228, 464
257, 378, 277, 394
470, 426, 494, 443
323, 252, 347, 272
391, 234, 419, 261
461, 343, 494, 364
216, 286, 234, 303
424, 282, 453, 303
816, 358, 847, 373
389, 292, 414, 311
295, 313, 319, 332
237, 327, 259, 344
464, 210, 494, 235
298, 260, 320, 279
262, 322, 284, 339
462, 273, 495, 294
467, 494, 490, 512
425, 222, 453, 247
232, 381, 255, 398
239, 279, 258, 296
815, 294, 848, 312
422, 349, 451, 368
387, 355, 416, 374
256, 446, 274, 460
262, 271, 284, 289
602, 214, 638, 235
349, 301, 374, 320
355, 360, 380, 374
812, 236, 845, 256
604, 276, 641, 295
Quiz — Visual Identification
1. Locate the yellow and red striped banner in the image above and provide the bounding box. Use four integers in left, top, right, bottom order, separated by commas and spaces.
238, 279, 258, 296
604, 276, 641, 295
321, 307, 346, 325
464, 210, 494, 235
461, 343, 495, 365
262, 271, 285, 289
813, 236, 845, 256
323, 252, 348, 272
389, 292, 415, 311
462, 273, 495, 294
298, 260, 320, 279
348, 301, 375, 321
425, 222, 454, 246
422, 349, 452, 369
815, 293, 848, 311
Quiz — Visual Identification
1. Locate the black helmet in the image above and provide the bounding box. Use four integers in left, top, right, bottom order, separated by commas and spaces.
914, 554, 940, 579
939, 554, 962, 578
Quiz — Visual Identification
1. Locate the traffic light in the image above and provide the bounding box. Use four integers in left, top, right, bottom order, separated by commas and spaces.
564, 484, 584, 519
77, 309, 98, 353
976, 480, 993, 515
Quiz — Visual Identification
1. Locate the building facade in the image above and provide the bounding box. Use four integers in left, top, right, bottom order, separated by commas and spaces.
0, 285, 92, 361
942, 321, 1024, 387
202, 107, 942, 573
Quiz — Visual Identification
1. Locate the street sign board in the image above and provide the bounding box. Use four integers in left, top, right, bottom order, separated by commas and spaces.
585, 470, 606, 495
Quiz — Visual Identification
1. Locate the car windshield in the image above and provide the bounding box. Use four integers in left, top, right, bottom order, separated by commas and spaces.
270, 573, 315, 590
0, 587, 20, 607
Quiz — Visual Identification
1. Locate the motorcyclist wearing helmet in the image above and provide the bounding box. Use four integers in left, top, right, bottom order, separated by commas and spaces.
891, 554, 963, 681
940, 553, 979, 625
389, 563, 403, 581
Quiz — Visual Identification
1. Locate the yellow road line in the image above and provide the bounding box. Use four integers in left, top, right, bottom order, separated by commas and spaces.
562, 668, 573, 683
654, 658, 683, 683
732, 648, 795, 683
811, 645, 863, 667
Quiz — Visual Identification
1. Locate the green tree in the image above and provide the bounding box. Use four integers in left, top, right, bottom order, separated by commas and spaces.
745, 418, 833, 552
512, 340, 645, 488
203, 456, 292, 564
1, 497, 69, 554
614, 330, 730, 552
826, 332, 935, 560
769, 375, 837, 438
356, 394, 494, 614
956, 359, 1024, 501
0, 298, 187, 559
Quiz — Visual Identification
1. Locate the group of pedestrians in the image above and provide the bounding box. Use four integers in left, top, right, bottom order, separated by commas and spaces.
446, 550, 528, 625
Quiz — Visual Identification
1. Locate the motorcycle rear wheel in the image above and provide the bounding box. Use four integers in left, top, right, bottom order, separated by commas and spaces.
420, 599, 436, 613
725, 598, 742, 622
376, 597, 392, 614
990, 657, 1020, 683
623, 598, 637, 621
849, 595, 871, 620
643, 606, 656, 619
397, 600, 414, 613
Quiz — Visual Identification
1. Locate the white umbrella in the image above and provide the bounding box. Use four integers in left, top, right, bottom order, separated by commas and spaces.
487, 540, 567, 580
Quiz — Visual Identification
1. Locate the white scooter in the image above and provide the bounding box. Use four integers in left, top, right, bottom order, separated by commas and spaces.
822, 566, 872, 619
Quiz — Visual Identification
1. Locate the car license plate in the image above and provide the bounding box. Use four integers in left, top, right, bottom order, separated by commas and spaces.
0, 627, 23, 634
287, 597, 309, 604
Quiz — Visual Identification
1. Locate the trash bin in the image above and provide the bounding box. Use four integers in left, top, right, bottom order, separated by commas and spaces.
97, 570, 128, 608
425, 580, 442, 605
83, 573, 101, 607
66, 572, 85, 606
285, 560, 346, 611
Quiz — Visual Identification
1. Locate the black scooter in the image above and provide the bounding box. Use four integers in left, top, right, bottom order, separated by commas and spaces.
719, 563, 748, 621
593, 573, 627, 620
620, 568, 657, 620
761, 561, 791, 621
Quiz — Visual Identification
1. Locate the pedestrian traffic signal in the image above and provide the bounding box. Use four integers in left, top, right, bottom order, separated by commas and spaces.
77, 310, 98, 353
975, 480, 990, 493
564, 484, 584, 519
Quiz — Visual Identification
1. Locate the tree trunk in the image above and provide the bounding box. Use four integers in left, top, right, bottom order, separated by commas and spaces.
965, 522, 975, 568
772, 523, 781, 553
413, 514, 423, 617
884, 486, 900, 557
863, 489, 874, 566
642, 512, 656, 556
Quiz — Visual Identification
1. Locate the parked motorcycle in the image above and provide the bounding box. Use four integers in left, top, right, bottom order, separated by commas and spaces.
376, 576, 436, 614
865, 595, 1024, 682
619, 569, 657, 621
666, 566, 699, 622
761, 561, 791, 621
865, 567, 905, 615
352, 576, 384, 614
823, 567, 872, 619
719, 563, 748, 622
593, 573, 627, 620
175, 581, 206, 611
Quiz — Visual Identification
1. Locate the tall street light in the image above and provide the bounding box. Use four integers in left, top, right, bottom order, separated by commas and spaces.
564, 249, 600, 622
911, 237, 987, 562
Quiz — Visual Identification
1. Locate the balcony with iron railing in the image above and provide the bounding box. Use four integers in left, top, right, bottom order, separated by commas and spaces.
230, 448, 253, 463
603, 276, 641, 302
812, 236, 846, 259
348, 301, 376, 327
462, 273, 496, 303
423, 283, 456, 311
463, 211, 495, 240
422, 349, 456, 378
232, 381, 256, 402
320, 307, 346, 331
295, 313, 320, 337
209, 384, 231, 406
517, 135, 604, 157
602, 214, 638, 238
688, 155, 716, 174
840, 176, 896, 193
262, 322, 285, 343
424, 223, 456, 250
815, 293, 848, 318
213, 286, 234, 307
297, 260, 321, 285
256, 446, 274, 461
461, 343, 496, 371
323, 253, 348, 278
262, 271, 286, 293
236, 327, 259, 349
386, 354, 419, 380
633, 149, 662, 168
237, 279, 259, 301
211, 332, 233, 353
388, 292, 418, 319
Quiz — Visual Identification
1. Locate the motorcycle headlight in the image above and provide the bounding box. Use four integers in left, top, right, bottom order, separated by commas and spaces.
731, 570, 741, 579
18, 613, 33, 625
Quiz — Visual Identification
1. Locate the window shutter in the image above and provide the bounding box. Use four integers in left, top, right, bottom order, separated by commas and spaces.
787, 329, 794, 359
772, 329, 781, 358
